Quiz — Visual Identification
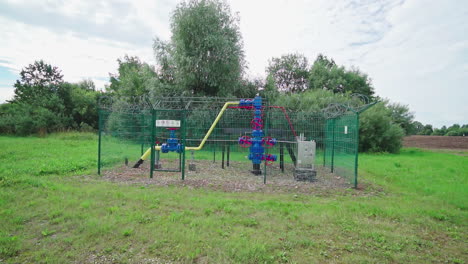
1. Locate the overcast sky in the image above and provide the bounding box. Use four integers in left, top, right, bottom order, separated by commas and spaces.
0, 0, 467, 127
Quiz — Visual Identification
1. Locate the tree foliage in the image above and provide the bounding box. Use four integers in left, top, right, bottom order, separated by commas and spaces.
386, 102, 415, 135
12, 60, 64, 104
264, 53, 375, 98
153, 38, 177, 86
108, 55, 158, 97
309, 54, 374, 97
0, 61, 99, 135
407, 121, 424, 135
266, 53, 309, 93
431, 124, 468, 136
260, 75, 279, 102
272, 89, 354, 112
233, 77, 261, 98
419, 124, 434, 135
359, 102, 405, 153
0, 102, 69, 135
167, 0, 245, 96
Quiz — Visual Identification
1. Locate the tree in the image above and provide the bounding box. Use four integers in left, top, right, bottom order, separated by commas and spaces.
11, 60, 64, 104
1, 61, 102, 135
272, 89, 361, 113
309, 54, 374, 97
168, 0, 245, 96
107, 55, 158, 97
260, 74, 279, 102
432, 125, 447, 136
409, 121, 424, 135
386, 102, 415, 135
266, 53, 309, 93
232, 77, 260, 98
153, 38, 177, 85
309, 54, 337, 92
78, 79, 96, 91
419, 124, 433, 135
61, 81, 99, 129
5, 60, 73, 134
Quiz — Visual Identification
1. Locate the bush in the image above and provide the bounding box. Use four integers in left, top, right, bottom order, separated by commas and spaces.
460, 128, 468, 136
444, 129, 468, 136
359, 102, 405, 153
0, 80, 99, 135
0, 102, 70, 135
445, 131, 459, 136
0, 104, 16, 134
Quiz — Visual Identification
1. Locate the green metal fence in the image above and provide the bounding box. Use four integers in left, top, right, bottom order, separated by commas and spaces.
324, 112, 359, 186
98, 96, 374, 187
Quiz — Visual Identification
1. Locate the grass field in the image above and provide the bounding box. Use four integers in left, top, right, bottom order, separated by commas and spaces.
0, 133, 467, 263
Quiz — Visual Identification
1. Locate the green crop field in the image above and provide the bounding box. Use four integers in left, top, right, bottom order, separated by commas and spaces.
0, 133, 466, 263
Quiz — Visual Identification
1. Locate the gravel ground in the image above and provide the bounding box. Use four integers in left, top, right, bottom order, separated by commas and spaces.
101, 159, 367, 195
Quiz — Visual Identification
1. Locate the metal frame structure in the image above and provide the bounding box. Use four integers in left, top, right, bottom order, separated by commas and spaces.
97, 95, 375, 187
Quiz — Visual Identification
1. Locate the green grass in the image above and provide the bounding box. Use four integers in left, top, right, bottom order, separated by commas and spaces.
0, 133, 467, 263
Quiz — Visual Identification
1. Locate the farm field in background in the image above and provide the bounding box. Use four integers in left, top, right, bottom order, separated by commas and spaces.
403, 135, 468, 150
0, 133, 466, 263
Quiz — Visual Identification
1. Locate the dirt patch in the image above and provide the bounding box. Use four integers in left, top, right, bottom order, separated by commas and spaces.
82, 254, 172, 264
403, 135, 468, 150
100, 159, 381, 196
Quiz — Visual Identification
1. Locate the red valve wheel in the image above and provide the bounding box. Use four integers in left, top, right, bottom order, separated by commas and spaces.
250, 118, 263, 130
263, 154, 276, 166
238, 136, 252, 148
262, 136, 275, 149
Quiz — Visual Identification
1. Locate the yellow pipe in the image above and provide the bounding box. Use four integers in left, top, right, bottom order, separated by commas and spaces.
140, 147, 153, 161
186, 101, 238, 150
139, 101, 239, 161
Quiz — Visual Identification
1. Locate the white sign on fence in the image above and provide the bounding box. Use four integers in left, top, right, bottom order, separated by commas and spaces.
344, 126, 348, 134
156, 120, 181, 127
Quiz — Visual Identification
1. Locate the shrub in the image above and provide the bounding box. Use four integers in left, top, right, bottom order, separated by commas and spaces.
0, 102, 70, 135
359, 102, 405, 153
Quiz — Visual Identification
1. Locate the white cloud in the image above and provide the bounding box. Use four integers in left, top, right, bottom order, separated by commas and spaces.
0, 0, 179, 92
0, 16, 154, 90
0, 87, 15, 103
356, 0, 468, 127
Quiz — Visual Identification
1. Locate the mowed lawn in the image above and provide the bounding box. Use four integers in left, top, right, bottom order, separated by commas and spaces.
0, 133, 466, 263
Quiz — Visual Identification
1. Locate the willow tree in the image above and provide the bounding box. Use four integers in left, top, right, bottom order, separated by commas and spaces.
166, 0, 246, 96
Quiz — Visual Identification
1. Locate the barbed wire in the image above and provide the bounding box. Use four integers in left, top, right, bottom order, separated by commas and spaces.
322, 94, 376, 118
99, 93, 375, 118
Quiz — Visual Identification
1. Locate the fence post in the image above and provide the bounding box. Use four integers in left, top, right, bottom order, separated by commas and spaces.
354, 113, 360, 188
150, 109, 156, 179
280, 142, 284, 173
213, 144, 216, 163
221, 145, 225, 169
331, 118, 336, 173
323, 119, 327, 167
263, 99, 269, 184
98, 109, 102, 175
140, 112, 144, 155
227, 144, 230, 167
181, 110, 187, 180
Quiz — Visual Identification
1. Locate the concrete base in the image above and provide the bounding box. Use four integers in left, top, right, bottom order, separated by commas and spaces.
154, 163, 162, 169
294, 168, 317, 182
